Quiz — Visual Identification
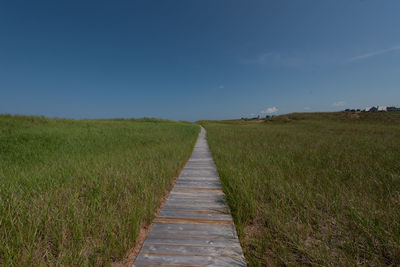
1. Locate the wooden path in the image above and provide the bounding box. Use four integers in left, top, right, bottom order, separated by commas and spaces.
133, 127, 246, 266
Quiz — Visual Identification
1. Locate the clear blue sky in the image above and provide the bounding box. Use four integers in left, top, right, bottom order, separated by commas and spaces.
1, 0, 399, 121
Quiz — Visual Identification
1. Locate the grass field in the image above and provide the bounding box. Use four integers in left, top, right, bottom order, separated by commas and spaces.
201, 112, 400, 266
0, 115, 199, 266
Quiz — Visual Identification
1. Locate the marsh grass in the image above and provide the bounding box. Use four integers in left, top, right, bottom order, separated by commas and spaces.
0, 115, 199, 266
202, 112, 400, 266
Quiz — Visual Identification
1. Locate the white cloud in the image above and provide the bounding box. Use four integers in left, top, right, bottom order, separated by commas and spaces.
219, 85, 224, 89
304, 107, 311, 110
349, 45, 400, 62
332, 101, 346, 107
253, 53, 277, 64
260, 107, 278, 114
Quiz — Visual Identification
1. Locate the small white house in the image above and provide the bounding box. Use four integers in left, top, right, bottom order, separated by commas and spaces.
377, 106, 387, 112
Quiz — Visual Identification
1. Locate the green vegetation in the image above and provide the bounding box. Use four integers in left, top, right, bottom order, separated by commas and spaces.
0, 115, 199, 266
201, 112, 400, 266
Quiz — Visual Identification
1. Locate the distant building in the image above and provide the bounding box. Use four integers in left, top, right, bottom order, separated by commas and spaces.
377, 106, 387, 112
358, 105, 398, 113
388, 106, 400, 111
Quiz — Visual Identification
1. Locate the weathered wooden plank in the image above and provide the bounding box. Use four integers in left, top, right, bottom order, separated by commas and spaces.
174, 181, 222, 187
178, 177, 219, 180
189, 155, 213, 159
153, 217, 233, 226
173, 186, 221, 191
170, 195, 225, 199
181, 168, 218, 173
164, 201, 226, 209
140, 244, 243, 257
170, 190, 224, 196
188, 158, 214, 162
134, 254, 246, 266
166, 195, 223, 200
168, 192, 223, 197
148, 228, 237, 239
158, 211, 232, 220
162, 206, 228, 213
164, 199, 226, 207
182, 166, 216, 170
179, 170, 217, 175
175, 179, 220, 183
147, 229, 236, 238
185, 163, 216, 167
150, 223, 237, 233
161, 208, 229, 214
146, 232, 237, 241
178, 176, 219, 181
143, 237, 241, 248
167, 196, 225, 203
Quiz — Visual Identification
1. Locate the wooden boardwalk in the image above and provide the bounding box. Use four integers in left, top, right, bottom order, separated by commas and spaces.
133, 127, 246, 266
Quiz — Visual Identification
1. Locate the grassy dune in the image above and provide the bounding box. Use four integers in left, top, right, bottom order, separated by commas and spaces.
0, 115, 199, 266
202, 112, 400, 266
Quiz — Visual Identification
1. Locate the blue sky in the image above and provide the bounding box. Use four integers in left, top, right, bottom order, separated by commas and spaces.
1, 0, 399, 121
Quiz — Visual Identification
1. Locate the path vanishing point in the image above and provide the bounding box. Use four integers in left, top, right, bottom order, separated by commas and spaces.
133, 127, 246, 266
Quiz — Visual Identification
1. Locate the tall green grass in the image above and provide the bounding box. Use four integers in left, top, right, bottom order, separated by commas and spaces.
202, 112, 400, 266
0, 115, 199, 266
